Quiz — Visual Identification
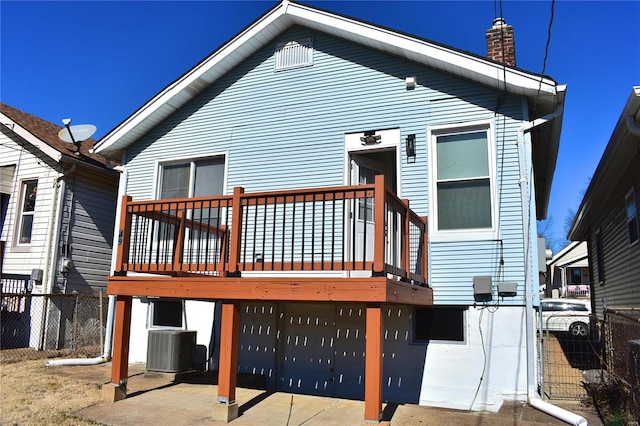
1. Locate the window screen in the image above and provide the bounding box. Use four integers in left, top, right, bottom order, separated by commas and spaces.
435, 131, 491, 230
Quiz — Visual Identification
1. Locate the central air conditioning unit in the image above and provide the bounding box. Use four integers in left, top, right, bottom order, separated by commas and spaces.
146, 329, 196, 373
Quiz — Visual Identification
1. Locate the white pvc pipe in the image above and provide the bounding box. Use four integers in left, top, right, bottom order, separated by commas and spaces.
45, 295, 116, 367
529, 397, 588, 426
46, 356, 109, 367
102, 295, 116, 358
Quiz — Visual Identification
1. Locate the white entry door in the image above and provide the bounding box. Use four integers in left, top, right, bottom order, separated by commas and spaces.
350, 155, 386, 265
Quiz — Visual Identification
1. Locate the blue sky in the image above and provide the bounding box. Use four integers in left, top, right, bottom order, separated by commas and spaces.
1, 1, 638, 252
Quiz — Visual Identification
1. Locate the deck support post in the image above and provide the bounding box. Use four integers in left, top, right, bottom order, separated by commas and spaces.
214, 301, 241, 422
364, 303, 384, 423
103, 295, 132, 402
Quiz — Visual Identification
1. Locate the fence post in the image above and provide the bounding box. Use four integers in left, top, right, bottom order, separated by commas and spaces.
373, 175, 386, 274
226, 187, 244, 277
115, 196, 132, 273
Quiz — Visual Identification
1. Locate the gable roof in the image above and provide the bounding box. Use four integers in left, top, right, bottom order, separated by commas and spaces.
92, 1, 565, 217
568, 86, 640, 241
0, 103, 116, 170
94, 0, 565, 156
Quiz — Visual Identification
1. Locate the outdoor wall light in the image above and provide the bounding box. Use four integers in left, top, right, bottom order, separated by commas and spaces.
405, 76, 417, 90
406, 134, 416, 162
360, 130, 381, 145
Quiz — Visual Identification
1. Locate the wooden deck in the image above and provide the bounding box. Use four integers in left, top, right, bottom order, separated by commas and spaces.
106, 175, 432, 423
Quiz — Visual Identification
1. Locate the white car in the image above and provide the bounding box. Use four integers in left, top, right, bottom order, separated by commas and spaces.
539, 298, 591, 337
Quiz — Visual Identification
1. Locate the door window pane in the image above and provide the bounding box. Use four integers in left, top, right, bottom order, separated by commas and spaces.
358, 165, 378, 222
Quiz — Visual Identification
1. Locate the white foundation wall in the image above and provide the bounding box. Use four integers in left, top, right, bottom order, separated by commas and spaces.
127, 298, 216, 366
419, 306, 529, 412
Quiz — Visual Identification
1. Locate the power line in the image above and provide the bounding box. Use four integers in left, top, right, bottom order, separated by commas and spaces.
533, 0, 556, 115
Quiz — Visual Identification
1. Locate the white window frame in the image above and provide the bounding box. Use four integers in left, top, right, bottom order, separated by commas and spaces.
148, 299, 185, 329
16, 179, 38, 246
427, 120, 497, 242
625, 188, 639, 245
154, 153, 228, 200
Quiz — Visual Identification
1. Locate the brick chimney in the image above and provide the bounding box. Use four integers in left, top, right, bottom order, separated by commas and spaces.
486, 17, 516, 67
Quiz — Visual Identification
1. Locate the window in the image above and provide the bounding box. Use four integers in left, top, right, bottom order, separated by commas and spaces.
17, 180, 37, 244
569, 268, 582, 284
595, 229, 605, 283
428, 122, 495, 240
151, 300, 183, 327
275, 37, 313, 70
160, 157, 224, 199
358, 165, 378, 222
413, 307, 466, 343
625, 189, 639, 244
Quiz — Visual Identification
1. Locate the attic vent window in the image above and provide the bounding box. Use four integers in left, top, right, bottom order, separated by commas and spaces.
275, 37, 313, 70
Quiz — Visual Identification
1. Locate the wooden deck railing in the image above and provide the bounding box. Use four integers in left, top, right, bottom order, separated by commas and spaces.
115, 175, 428, 285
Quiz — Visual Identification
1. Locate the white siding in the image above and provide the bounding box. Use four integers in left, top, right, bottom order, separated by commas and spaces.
0, 131, 59, 292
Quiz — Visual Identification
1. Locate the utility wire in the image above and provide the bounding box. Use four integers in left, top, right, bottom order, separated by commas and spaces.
533, 0, 556, 115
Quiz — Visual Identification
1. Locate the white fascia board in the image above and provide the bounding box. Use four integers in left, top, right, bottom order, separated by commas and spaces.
0, 112, 62, 163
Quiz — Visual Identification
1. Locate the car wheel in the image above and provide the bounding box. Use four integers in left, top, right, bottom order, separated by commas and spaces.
569, 321, 588, 337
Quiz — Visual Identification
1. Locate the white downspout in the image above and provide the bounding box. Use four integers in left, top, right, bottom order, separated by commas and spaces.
46, 165, 126, 367
518, 94, 586, 424
518, 102, 564, 397
529, 398, 587, 426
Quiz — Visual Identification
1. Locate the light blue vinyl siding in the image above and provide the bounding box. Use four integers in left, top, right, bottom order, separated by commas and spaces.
124, 26, 530, 305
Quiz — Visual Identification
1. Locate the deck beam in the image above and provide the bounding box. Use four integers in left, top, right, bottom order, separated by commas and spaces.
107, 276, 432, 306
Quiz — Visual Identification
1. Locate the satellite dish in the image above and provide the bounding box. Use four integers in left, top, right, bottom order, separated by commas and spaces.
58, 124, 97, 144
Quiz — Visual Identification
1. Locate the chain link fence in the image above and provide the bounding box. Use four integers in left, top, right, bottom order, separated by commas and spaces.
540, 313, 602, 400
1, 292, 108, 363
602, 308, 640, 422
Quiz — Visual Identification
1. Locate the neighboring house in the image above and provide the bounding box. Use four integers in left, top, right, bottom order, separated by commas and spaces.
568, 86, 640, 317
545, 241, 590, 299
0, 103, 119, 349
93, 2, 565, 421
